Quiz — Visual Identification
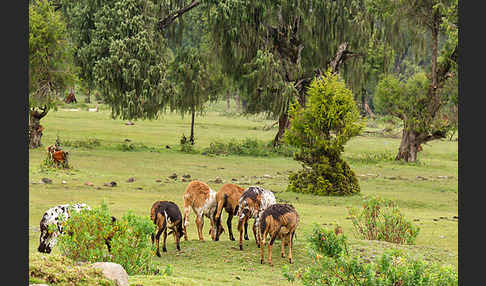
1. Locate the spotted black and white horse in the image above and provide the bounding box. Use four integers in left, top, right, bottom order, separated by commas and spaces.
37, 203, 91, 253
236, 186, 276, 250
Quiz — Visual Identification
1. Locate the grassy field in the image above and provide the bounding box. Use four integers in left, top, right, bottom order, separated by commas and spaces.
28, 99, 458, 285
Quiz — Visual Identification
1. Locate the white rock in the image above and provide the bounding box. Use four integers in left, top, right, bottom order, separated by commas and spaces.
91, 262, 129, 286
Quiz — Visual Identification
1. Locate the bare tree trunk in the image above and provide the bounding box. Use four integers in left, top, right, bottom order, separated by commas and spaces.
395, 129, 419, 162
396, 127, 446, 162
272, 111, 290, 147
86, 87, 91, 103
29, 108, 48, 149
190, 110, 195, 145
235, 93, 241, 112
429, 13, 440, 116
226, 91, 231, 110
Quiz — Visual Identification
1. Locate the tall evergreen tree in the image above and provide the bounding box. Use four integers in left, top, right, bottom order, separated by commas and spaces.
58, 0, 200, 121
168, 46, 223, 144
29, 0, 76, 148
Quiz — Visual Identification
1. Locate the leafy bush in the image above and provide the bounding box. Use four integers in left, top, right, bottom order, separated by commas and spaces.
61, 138, 101, 149
202, 138, 295, 157
346, 151, 396, 164
307, 224, 349, 259
286, 157, 360, 196
282, 225, 457, 286
58, 203, 113, 262
180, 134, 197, 153
348, 196, 420, 245
284, 71, 364, 196
58, 203, 158, 275
109, 212, 158, 275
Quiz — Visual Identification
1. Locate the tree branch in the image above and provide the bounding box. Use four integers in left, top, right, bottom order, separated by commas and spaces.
416, 130, 446, 144
158, 1, 200, 30
30, 106, 49, 120
329, 42, 362, 74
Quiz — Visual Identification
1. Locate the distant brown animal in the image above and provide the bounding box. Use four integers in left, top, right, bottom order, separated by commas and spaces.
259, 204, 299, 265
214, 183, 247, 241
150, 201, 184, 256
47, 145, 69, 168
182, 181, 223, 241
65, 91, 77, 103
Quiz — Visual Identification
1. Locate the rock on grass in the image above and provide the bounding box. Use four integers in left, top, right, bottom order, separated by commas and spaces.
91, 262, 129, 286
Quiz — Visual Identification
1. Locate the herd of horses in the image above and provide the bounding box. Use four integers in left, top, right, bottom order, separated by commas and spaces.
37, 181, 299, 265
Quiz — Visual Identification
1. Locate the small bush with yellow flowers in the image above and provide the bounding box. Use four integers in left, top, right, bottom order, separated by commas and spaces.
348, 196, 420, 245
58, 202, 158, 275
282, 224, 457, 286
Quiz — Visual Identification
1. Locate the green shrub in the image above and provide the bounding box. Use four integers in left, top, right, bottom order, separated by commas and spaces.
286, 157, 360, 196
282, 226, 457, 286
284, 71, 364, 196
307, 224, 348, 259
180, 134, 198, 153
202, 138, 295, 157
61, 138, 101, 149
345, 151, 396, 164
58, 203, 158, 275
109, 212, 158, 275
58, 203, 113, 262
348, 196, 420, 245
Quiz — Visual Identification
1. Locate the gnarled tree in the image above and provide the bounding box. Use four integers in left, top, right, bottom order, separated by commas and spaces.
371, 0, 458, 162
207, 0, 372, 146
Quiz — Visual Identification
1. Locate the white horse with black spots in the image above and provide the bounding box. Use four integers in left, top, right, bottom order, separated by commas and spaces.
37, 203, 90, 253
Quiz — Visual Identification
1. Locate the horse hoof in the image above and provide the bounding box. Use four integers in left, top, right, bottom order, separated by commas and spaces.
239, 245, 243, 251
162, 248, 167, 252
156, 252, 161, 257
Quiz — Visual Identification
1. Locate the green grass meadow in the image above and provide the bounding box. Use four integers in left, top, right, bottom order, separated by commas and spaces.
29, 100, 458, 285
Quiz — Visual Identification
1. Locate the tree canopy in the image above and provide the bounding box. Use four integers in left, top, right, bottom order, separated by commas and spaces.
29, 0, 76, 148
59, 0, 180, 120
29, 0, 75, 111
207, 0, 374, 144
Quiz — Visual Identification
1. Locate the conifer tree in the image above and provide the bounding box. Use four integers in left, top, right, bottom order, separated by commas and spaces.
29, 0, 76, 148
